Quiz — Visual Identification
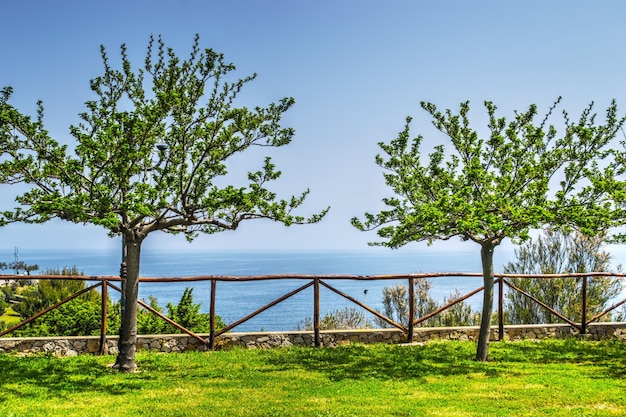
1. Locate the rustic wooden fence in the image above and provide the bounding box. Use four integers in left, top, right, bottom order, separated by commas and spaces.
1, 272, 625, 354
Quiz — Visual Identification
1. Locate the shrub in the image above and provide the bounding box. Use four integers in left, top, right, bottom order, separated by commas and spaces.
375, 280, 479, 328
504, 229, 623, 324
297, 307, 369, 331
138, 288, 224, 334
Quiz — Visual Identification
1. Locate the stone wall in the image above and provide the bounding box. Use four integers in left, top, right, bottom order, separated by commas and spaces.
1, 323, 625, 356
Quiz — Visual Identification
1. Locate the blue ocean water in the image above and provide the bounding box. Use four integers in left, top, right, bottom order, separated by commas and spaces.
9, 246, 625, 331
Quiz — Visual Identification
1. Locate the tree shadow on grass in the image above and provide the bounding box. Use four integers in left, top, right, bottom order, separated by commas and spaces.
259, 342, 500, 382
489, 339, 626, 379
260, 339, 626, 382
0, 339, 622, 402
0, 354, 155, 404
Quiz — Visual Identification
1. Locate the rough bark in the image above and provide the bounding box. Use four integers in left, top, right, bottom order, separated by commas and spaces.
114, 237, 141, 372
476, 241, 495, 361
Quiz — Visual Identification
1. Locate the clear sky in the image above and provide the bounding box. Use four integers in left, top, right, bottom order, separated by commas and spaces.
2, 0, 626, 258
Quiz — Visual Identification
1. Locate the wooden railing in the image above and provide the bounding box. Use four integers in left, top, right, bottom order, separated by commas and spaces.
1, 272, 625, 354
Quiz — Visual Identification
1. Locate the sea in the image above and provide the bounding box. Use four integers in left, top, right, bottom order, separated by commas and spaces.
5, 246, 626, 332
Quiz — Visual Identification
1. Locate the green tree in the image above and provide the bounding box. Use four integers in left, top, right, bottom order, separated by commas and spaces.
1, 261, 39, 275
377, 283, 410, 328
164, 287, 222, 333
136, 295, 169, 335
137, 289, 224, 335
0, 35, 326, 371
352, 99, 624, 360
504, 228, 622, 324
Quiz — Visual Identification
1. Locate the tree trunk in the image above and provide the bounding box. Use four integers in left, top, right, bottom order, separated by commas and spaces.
476, 240, 496, 361
114, 236, 141, 372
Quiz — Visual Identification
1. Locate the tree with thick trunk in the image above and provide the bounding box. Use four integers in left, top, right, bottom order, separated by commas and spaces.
0, 35, 327, 372
352, 99, 624, 361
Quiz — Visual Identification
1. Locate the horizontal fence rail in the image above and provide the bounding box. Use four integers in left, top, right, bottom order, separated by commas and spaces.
1, 272, 625, 352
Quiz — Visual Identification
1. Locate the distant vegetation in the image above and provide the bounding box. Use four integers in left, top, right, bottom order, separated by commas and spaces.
3, 227, 625, 336
0, 261, 39, 275
297, 307, 369, 331
376, 280, 480, 328
0, 266, 224, 336
298, 229, 625, 331
504, 229, 624, 324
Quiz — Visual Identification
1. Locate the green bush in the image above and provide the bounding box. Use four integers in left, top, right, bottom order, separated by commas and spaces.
297, 307, 369, 331
137, 295, 169, 335
4, 275, 222, 337
138, 288, 224, 334
375, 280, 479, 328
504, 229, 623, 324
11, 267, 94, 320
12, 297, 108, 337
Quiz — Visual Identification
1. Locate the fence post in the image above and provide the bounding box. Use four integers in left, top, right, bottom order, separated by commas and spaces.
498, 276, 504, 341
209, 279, 216, 350
408, 277, 415, 343
99, 281, 108, 355
581, 276, 588, 335
314, 278, 320, 348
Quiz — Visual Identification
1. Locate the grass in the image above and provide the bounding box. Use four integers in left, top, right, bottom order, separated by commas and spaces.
0, 307, 21, 327
0, 339, 625, 416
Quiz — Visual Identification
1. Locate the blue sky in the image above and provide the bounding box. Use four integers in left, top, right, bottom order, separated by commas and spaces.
2, 0, 626, 259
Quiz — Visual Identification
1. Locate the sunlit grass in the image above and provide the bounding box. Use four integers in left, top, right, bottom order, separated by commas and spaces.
0, 307, 21, 326
1, 339, 625, 416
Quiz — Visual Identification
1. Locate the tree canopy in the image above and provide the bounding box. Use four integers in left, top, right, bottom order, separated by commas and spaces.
0, 35, 327, 371
1, 35, 326, 236
352, 98, 625, 360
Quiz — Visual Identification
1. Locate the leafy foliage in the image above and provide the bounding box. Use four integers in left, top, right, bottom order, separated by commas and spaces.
1, 35, 326, 370
137, 288, 224, 334
504, 229, 623, 324
375, 281, 479, 328
11, 277, 96, 320
136, 295, 168, 335
375, 280, 438, 328
437, 289, 481, 327
12, 297, 109, 337
0, 289, 8, 316
352, 99, 624, 246
1, 35, 326, 237
164, 287, 224, 333
352, 98, 625, 360
6, 266, 106, 337
0, 261, 39, 275
297, 307, 368, 331
6, 282, 222, 337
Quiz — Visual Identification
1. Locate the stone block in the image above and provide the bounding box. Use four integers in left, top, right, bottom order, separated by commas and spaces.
87, 339, 101, 353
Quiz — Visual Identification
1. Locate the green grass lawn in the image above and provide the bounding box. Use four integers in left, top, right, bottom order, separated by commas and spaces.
0, 339, 624, 416
0, 307, 21, 327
